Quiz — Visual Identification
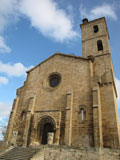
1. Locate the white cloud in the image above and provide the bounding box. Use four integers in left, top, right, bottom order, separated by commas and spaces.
0, 76, 8, 86
0, 0, 77, 44
0, 61, 33, 77
0, 0, 19, 54
0, 0, 19, 33
115, 78, 120, 100
0, 102, 12, 117
0, 102, 11, 140
0, 36, 11, 53
0, 117, 9, 127
19, 0, 77, 42
80, 3, 117, 21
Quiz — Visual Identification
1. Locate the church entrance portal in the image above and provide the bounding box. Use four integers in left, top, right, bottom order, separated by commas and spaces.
38, 116, 56, 145
41, 123, 54, 144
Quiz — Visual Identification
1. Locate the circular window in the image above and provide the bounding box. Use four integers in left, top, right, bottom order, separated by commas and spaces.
49, 74, 61, 88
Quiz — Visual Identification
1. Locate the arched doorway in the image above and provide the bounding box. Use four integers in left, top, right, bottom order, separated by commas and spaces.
41, 123, 54, 144
38, 116, 56, 145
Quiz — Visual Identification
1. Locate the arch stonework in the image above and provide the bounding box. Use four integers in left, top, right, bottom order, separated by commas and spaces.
38, 115, 56, 129
29, 111, 61, 146
37, 116, 56, 144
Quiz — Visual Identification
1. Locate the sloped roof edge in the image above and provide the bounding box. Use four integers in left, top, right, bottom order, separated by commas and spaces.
26, 52, 88, 73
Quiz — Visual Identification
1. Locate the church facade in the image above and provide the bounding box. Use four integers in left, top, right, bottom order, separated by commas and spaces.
5, 17, 120, 149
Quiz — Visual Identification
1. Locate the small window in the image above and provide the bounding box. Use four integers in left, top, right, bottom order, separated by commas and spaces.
49, 74, 61, 88
80, 108, 86, 121
93, 25, 99, 33
97, 40, 103, 51
21, 111, 26, 121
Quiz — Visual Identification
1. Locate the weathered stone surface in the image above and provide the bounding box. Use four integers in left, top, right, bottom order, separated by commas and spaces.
31, 145, 120, 160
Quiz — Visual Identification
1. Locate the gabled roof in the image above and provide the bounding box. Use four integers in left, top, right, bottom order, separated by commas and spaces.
27, 52, 88, 73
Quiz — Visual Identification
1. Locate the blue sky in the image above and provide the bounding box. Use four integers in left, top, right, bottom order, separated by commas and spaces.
0, 0, 120, 129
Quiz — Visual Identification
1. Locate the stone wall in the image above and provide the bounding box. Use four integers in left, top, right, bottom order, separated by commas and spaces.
31, 145, 120, 160
6, 54, 94, 148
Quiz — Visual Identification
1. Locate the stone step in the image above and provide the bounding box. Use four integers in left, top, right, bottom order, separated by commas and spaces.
0, 147, 40, 160
0, 144, 11, 157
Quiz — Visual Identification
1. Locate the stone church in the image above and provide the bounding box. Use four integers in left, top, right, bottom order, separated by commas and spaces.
5, 17, 120, 150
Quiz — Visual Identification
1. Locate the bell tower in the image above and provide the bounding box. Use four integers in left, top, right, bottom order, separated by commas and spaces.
81, 17, 120, 149
80, 17, 110, 58
80, 17, 115, 78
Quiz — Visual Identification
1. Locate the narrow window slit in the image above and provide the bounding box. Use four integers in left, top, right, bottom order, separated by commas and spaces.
93, 25, 99, 33
21, 111, 26, 121
97, 40, 103, 51
80, 108, 86, 121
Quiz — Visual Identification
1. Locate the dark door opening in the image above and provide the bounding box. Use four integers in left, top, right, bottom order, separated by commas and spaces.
41, 123, 54, 144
